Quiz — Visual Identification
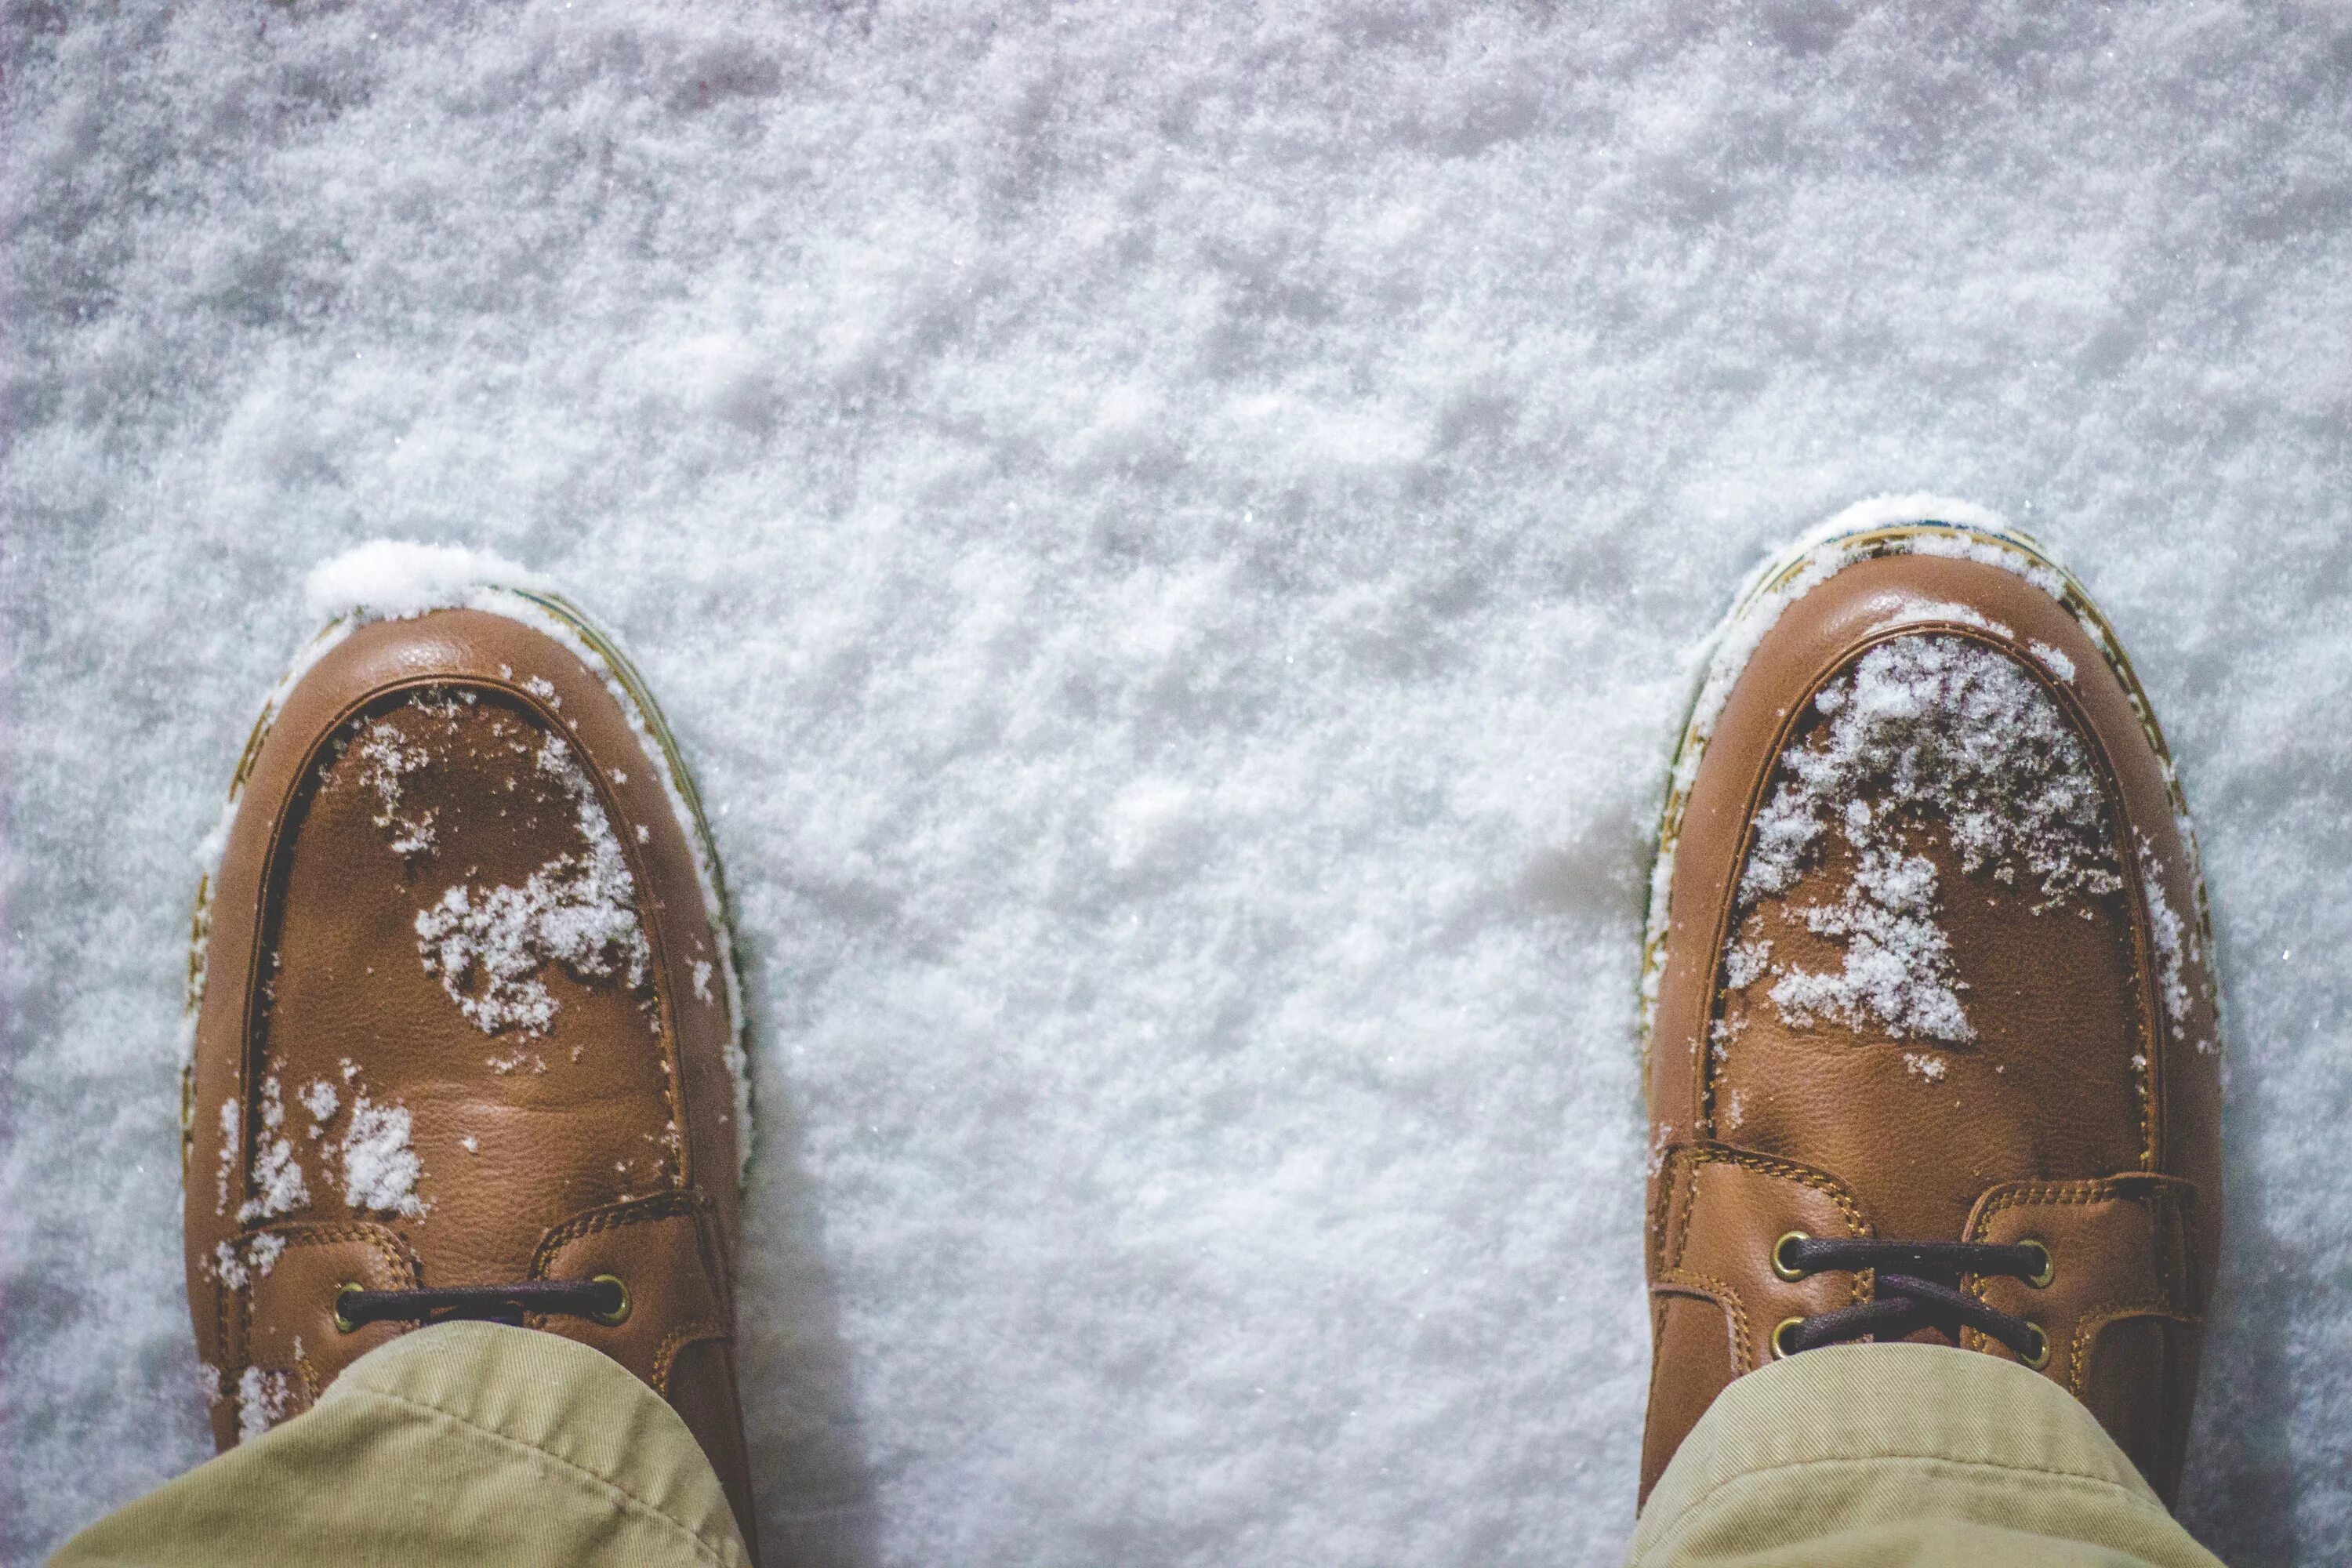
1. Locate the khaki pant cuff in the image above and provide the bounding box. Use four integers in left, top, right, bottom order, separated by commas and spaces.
1630, 1343, 2221, 1568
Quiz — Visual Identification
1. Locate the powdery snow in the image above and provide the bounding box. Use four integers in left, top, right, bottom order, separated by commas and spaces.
1902, 1051, 1950, 1084
2030, 641, 2078, 684
412, 736, 652, 1035
353, 717, 440, 859
5, 6, 2350, 1566
339, 1098, 426, 1218
236, 1076, 309, 1225
2138, 833, 2217, 1058
1766, 845, 1974, 1044
303, 541, 554, 625
1730, 634, 2121, 1044
234, 1367, 295, 1446
244, 1232, 286, 1279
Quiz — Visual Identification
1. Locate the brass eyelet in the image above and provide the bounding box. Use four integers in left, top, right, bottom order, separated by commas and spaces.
2019, 1239, 2054, 1289
1771, 1316, 1805, 1359
2020, 1321, 2051, 1370
333, 1282, 365, 1334
1771, 1231, 1811, 1282
590, 1274, 631, 1327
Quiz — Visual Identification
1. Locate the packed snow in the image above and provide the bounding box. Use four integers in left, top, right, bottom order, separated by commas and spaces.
412, 733, 652, 1036
5, 4, 2350, 1566
338, 1097, 426, 1220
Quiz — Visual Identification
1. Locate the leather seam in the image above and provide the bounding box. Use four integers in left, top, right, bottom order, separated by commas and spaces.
1964, 1181, 2193, 1332
2067, 1302, 2203, 1398
530, 1192, 711, 1274
1680, 1145, 1871, 1248
1665, 1151, 1703, 1275
229, 1226, 415, 1391
347, 1385, 738, 1566
652, 1319, 730, 1396
1654, 1272, 1753, 1368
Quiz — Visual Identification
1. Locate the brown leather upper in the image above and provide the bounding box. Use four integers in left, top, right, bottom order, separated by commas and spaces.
1640, 543, 2222, 1506
183, 605, 756, 1544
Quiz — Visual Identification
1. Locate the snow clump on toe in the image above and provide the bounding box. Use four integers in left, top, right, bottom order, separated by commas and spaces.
414, 734, 650, 1035
1730, 633, 2122, 1043
340, 1096, 426, 1218
303, 541, 554, 624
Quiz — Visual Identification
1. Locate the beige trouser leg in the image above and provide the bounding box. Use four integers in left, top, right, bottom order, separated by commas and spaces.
51, 1320, 746, 1568
1631, 1342, 2225, 1568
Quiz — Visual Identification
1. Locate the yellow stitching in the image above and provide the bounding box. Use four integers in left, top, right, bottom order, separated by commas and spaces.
1686, 1145, 1871, 1236
530, 1193, 709, 1276
651, 1319, 728, 1395
1970, 1176, 2192, 1229
1666, 1152, 1704, 1275
2067, 1302, 2201, 1398
1653, 1272, 1753, 1370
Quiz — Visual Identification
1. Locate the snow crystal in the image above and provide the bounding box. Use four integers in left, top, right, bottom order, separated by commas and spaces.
2030, 641, 2078, 684
692, 959, 714, 1004
2138, 831, 2216, 1057
1767, 847, 1975, 1043
459, 1134, 479, 1154
234, 1367, 293, 1446
298, 1081, 337, 1124
237, 1077, 308, 1223
209, 1231, 285, 1291
354, 720, 437, 859
412, 735, 650, 1035
340, 1098, 426, 1218
245, 1232, 285, 1278
1875, 600, 2014, 639
1722, 938, 1772, 990
1731, 633, 2121, 1042
209, 1240, 245, 1291
213, 1097, 239, 1216
1902, 1051, 1950, 1084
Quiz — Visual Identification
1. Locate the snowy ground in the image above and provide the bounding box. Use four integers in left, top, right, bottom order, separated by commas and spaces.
5, 3, 2350, 1564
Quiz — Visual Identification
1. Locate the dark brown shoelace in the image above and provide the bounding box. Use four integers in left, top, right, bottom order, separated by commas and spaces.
334, 1276, 627, 1331
1773, 1236, 2050, 1361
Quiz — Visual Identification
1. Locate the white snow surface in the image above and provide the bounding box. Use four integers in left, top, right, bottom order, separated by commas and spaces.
304, 540, 554, 624
3, 5, 2350, 1565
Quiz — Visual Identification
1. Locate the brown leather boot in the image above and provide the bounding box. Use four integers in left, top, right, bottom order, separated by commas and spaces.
1639, 503, 2222, 1508
180, 550, 757, 1547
